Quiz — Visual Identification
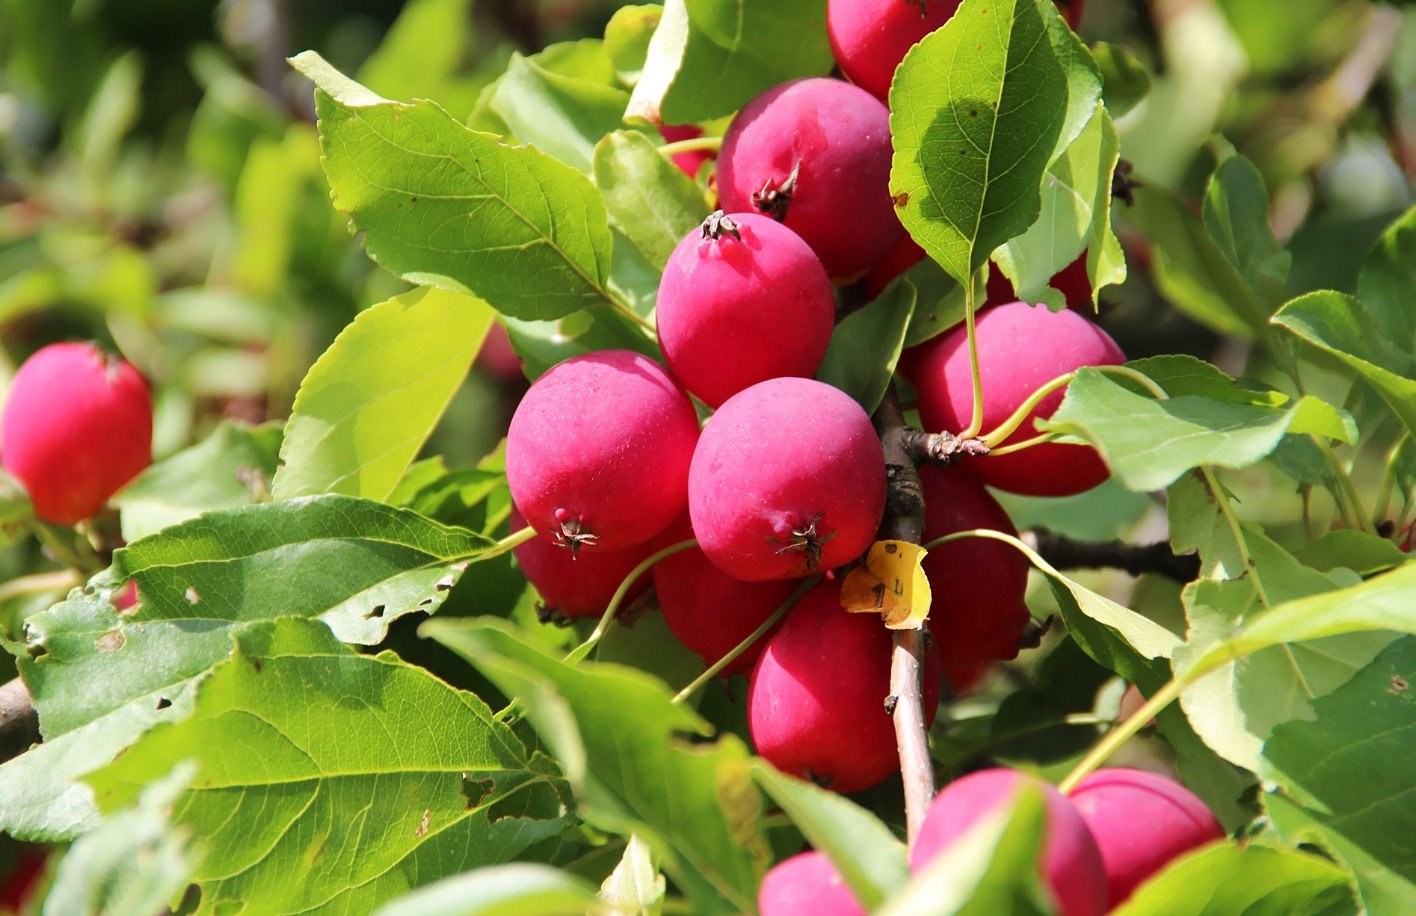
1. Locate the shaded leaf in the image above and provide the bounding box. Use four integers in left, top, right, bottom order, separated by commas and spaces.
817, 280, 915, 413
1110, 843, 1354, 916
593, 130, 707, 270
1092, 42, 1151, 117
1202, 156, 1290, 301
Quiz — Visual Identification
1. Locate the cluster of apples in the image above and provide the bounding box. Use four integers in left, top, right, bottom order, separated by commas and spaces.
762, 766, 1224, 915
507, 0, 1124, 796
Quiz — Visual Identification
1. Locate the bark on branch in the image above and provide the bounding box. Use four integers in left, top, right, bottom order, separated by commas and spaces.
0, 677, 37, 765
874, 391, 936, 847
1024, 529, 1200, 583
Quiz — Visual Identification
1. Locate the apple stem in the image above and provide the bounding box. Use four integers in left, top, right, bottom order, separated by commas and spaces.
564, 538, 698, 665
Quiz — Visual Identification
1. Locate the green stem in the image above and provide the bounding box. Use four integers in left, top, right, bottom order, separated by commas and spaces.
0, 569, 81, 604
982, 431, 1060, 458
1095, 364, 1169, 399
465, 525, 537, 564
564, 539, 697, 665
1058, 677, 1187, 793
657, 135, 723, 158
670, 576, 819, 704
603, 294, 658, 336
1201, 466, 1270, 607
959, 268, 987, 439
1315, 438, 1373, 533
980, 372, 1076, 447
31, 522, 102, 574
1373, 437, 1407, 524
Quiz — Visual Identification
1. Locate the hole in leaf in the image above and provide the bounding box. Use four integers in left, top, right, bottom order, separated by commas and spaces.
156, 697, 172, 710
364, 604, 387, 620
460, 772, 495, 810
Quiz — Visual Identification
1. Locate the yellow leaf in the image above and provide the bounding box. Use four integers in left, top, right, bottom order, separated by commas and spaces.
840, 540, 932, 630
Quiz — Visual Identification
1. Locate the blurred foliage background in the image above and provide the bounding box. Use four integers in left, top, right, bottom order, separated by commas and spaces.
0, 0, 1414, 896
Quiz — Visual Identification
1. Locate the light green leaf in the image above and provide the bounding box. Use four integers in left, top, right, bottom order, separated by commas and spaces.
357, 0, 484, 118
890, 0, 1099, 285
1092, 42, 1151, 117
271, 286, 493, 503
374, 864, 601, 916
1273, 291, 1416, 441
1262, 638, 1416, 915
878, 786, 1050, 916
112, 495, 493, 645
1110, 843, 1354, 916
994, 104, 1123, 308
1126, 183, 1271, 338
492, 53, 632, 174
751, 762, 907, 910
1045, 367, 1354, 492
593, 130, 708, 270
114, 420, 281, 542
87, 619, 569, 916
425, 618, 770, 916
1294, 530, 1410, 577
503, 309, 659, 382
42, 765, 197, 916
600, 835, 667, 914
816, 280, 916, 414
1202, 156, 1291, 301
289, 51, 616, 321
626, 0, 832, 125
604, 5, 663, 87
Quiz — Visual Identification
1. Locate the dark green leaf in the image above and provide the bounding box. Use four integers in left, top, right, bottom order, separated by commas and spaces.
1092, 42, 1151, 117
289, 51, 616, 321
271, 286, 493, 502
113, 495, 493, 645
1355, 204, 1416, 347
425, 618, 770, 915
817, 280, 915, 413
1202, 156, 1291, 301
889, 0, 1099, 285
88, 619, 569, 915
626, 0, 833, 124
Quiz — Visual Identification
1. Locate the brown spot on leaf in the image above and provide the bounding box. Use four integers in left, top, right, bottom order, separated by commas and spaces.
414, 808, 431, 837
97, 630, 126, 652
1391, 675, 1409, 695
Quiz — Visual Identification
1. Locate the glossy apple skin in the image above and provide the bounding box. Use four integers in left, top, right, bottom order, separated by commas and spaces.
689, 377, 885, 581
1, 342, 152, 525
509, 507, 657, 620
653, 544, 796, 675
911, 768, 1108, 916
915, 301, 1125, 497
505, 349, 700, 552
748, 579, 943, 794
658, 213, 834, 408
758, 850, 866, 916
827, 0, 961, 102
919, 465, 1031, 663
1068, 768, 1225, 907
717, 78, 900, 280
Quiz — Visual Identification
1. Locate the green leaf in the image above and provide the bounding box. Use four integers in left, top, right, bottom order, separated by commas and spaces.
357, 0, 484, 119
1260, 637, 1416, 911
604, 5, 663, 87
993, 104, 1123, 308
503, 309, 659, 382
1092, 42, 1151, 117
626, 0, 833, 125
1038, 561, 1183, 663
114, 420, 281, 542
1273, 291, 1416, 440
1354, 204, 1416, 347
592, 130, 708, 270
878, 786, 1050, 916
1045, 366, 1355, 492
889, 0, 1099, 286
1110, 843, 1354, 916
751, 762, 908, 910
1125, 183, 1271, 338
289, 51, 616, 321
42, 764, 196, 916
901, 259, 975, 347
271, 286, 493, 502
816, 280, 916, 414
600, 835, 667, 914
425, 618, 770, 915
491, 53, 632, 174
112, 495, 493, 645
1202, 156, 1291, 301
87, 619, 569, 916
1294, 530, 1410, 577
374, 864, 601, 916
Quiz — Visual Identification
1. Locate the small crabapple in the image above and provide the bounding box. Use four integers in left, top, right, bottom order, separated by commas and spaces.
509, 507, 657, 621
919, 465, 1031, 664
748, 579, 943, 793
689, 377, 885, 581
912, 768, 1108, 916
1068, 768, 1224, 907
506, 349, 699, 553
914, 301, 1125, 497
717, 78, 901, 280
758, 851, 865, 916
659, 123, 715, 178
1, 342, 152, 525
658, 211, 834, 408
